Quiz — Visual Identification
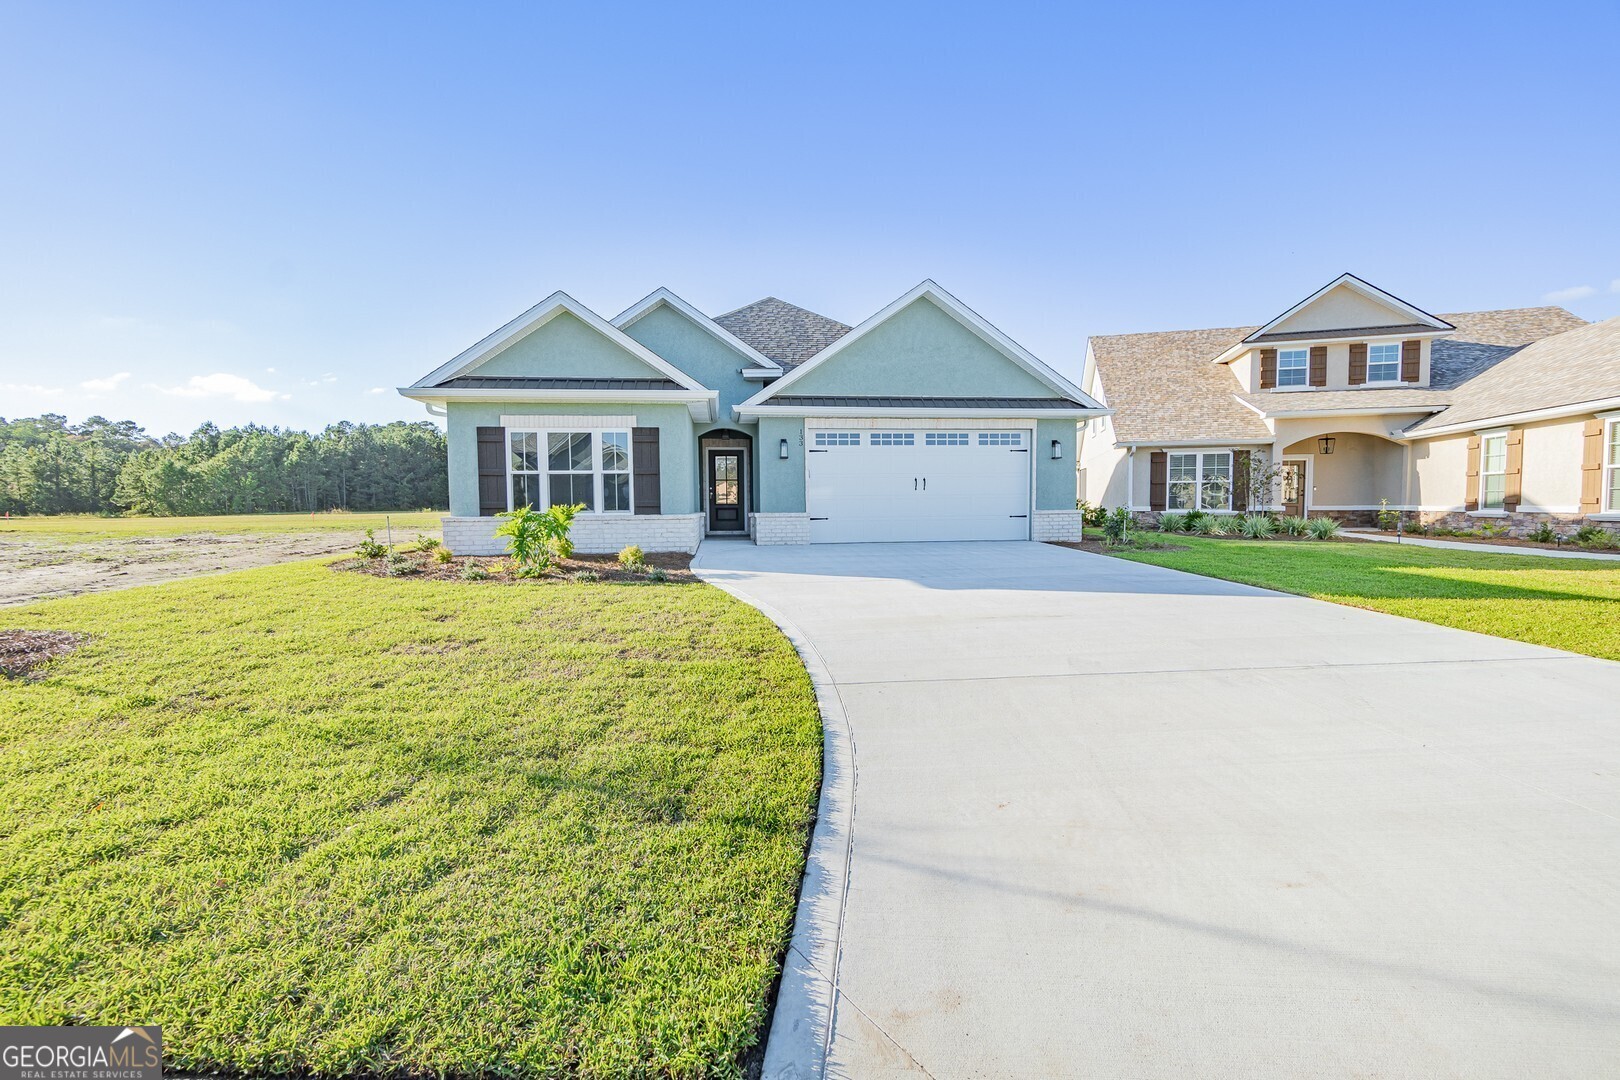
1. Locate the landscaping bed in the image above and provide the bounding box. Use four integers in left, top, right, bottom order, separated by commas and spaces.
334, 547, 695, 585
1363, 528, 1620, 554
0, 559, 822, 1077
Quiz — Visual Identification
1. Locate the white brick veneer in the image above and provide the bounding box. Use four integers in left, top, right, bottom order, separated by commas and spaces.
750, 513, 811, 545
440, 514, 704, 556
1031, 509, 1084, 542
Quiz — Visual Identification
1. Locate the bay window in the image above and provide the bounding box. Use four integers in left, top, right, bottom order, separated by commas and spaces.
1167, 451, 1234, 511
509, 429, 632, 512
1479, 431, 1507, 510
1277, 348, 1308, 387
1367, 342, 1401, 383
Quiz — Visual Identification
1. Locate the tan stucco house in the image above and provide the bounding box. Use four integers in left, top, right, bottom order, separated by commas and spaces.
1078, 274, 1620, 534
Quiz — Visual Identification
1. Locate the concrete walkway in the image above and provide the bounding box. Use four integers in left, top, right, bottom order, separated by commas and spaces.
1346, 528, 1620, 561
692, 540, 1620, 1080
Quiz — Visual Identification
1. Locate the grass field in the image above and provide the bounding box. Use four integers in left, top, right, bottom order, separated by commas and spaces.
1106, 536, 1620, 662
0, 560, 821, 1077
0, 511, 444, 541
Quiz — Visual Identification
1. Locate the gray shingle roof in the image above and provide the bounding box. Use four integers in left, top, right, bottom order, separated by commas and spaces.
713, 297, 852, 368
1090, 307, 1587, 445
1406, 314, 1620, 433
435, 375, 681, 391
770, 396, 1089, 410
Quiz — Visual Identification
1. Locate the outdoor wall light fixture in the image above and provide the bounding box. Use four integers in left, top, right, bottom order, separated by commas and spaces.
1051, 439, 1063, 460
779, 438, 790, 459
1318, 437, 1336, 455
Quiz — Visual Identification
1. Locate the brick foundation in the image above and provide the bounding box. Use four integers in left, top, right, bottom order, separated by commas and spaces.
439, 514, 704, 557
1031, 510, 1084, 542
749, 513, 811, 545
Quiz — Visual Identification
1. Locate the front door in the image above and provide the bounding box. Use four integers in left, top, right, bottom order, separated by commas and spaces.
1280, 461, 1306, 517
707, 450, 745, 533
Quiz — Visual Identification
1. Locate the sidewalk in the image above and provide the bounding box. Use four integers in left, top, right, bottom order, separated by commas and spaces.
1345, 529, 1620, 561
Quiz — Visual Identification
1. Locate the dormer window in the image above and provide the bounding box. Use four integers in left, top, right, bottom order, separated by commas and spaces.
1276, 348, 1309, 387
1366, 342, 1402, 383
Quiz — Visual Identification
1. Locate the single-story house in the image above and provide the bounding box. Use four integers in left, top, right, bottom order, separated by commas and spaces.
1078, 273, 1620, 534
402, 281, 1107, 554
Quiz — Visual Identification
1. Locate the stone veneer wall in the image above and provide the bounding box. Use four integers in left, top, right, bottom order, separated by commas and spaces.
1410, 510, 1617, 539
1031, 510, 1084, 542
440, 514, 704, 556
750, 513, 810, 545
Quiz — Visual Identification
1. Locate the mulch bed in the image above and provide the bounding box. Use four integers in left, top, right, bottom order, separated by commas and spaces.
1366, 530, 1619, 554
1048, 539, 1190, 555
0, 629, 80, 678
332, 547, 696, 585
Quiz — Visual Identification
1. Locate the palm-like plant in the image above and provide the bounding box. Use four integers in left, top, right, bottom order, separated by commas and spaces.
1239, 513, 1277, 539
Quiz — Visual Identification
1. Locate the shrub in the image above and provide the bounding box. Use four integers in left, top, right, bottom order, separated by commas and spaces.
496, 503, 583, 576
459, 561, 489, 582
1189, 514, 1220, 535
356, 528, 386, 559
1157, 512, 1187, 534
1526, 521, 1560, 544
570, 569, 601, 582
1077, 500, 1108, 528
1101, 507, 1132, 547
645, 567, 669, 584
1574, 524, 1619, 549
1182, 509, 1208, 533
433, 546, 454, 564
1376, 499, 1400, 532
384, 549, 416, 577
1475, 520, 1509, 539
1206, 515, 1235, 537
1306, 516, 1341, 540
415, 533, 441, 551
1239, 513, 1277, 539
617, 544, 647, 571
1277, 515, 1310, 536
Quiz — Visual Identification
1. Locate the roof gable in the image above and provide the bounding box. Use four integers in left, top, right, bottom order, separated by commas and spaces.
613, 288, 780, 372
410, 291, 705, 391
742, 280, 1098, 409
1240, 273, 1453, 346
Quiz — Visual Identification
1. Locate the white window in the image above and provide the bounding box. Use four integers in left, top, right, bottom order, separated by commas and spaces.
1277, 348, 1308, 387
1479, 432, 1507, 510
509, 429, 632, 513
979, 432, 1022, 446
1606, 419, 1620, 513
925, 432, 969, 446
1167, 451, 1233, 511
814, 431, 860, 446
870, 432, 915, 446
1367, 342, 1401, 383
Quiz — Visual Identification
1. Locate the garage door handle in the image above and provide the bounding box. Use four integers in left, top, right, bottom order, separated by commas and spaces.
914, 478, 918, 490
922, 478, 927, 490
1009, 514, 1027, 518
1011, 448, 1028, 453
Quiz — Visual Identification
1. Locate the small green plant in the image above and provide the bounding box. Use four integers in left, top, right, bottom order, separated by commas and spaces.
1189, 514, 1220, 535
617, 544, 647, 571
1077, 500, 1108, 528
1574, 524, 1619, 549
433, 546, 454, 564
1526, 521, 1560, 544
1306, 516, 1341, 540
570, 569, 602, 582
414, 533, 441, 551
356, 528, 386, 559
459, 560, 489, 581
1277, 515, 1310, 537
1206, 515, 1235, 537
645, 567, 669, 584
1182, 509, 1208, 533
496, 503, 583, 576
1376, 499, 1400, 532
1157, 512, 1187, 533
1101, 507, 1132, 547
1404, 519, 1430, 535
384, 549, 416, 576
1239, 513, 1277, 539
1475, 520, 1509, 539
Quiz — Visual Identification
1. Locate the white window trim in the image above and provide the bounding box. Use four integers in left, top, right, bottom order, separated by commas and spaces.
1477, 429, 1509, 512
507, 426, 635, 515
1165, 449, 1234, 512
1365, 341, 1403, 385
1604, 417, 1620, 515
1275, 347, 1310, 389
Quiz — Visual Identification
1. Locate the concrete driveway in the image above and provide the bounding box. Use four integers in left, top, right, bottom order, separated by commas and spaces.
692, 540, 1620, 1080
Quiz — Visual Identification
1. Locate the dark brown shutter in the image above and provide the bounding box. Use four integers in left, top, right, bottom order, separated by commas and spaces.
632, 427, 661, 515
1308, 346, 1327, 387
1259, 348, 1277, 390
1401, 339, 1421, 383
1348, 343, 1368, 385
1149, 451, 1168, 511
1581, 418, 1605, 513
1503, 429, 1523, 511
1232, 450, 1251, 511
476, 426, 506, 517
1464, 435, 1481, 512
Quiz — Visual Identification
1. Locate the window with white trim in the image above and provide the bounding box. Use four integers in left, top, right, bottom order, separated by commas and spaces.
508, 429, 633, 513
870, 432, 915, 446
1605, 419, 1620, 513
1479, 432, 1507, 511
1367, 342, 1401, 383
1167, 451, 1233, 511
814, 432, 860, 446
925, 432, 969, 446
979, 432, 1022, 446
1277, 348, 1308, 387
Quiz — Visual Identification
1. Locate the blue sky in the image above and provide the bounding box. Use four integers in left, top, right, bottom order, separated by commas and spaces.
2, 0, 1617, 436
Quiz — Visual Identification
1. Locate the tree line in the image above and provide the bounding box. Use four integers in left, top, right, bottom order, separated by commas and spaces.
0, 414, 447, 516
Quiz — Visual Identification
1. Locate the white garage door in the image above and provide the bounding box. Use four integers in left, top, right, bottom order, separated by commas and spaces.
806, 428, 1032, 543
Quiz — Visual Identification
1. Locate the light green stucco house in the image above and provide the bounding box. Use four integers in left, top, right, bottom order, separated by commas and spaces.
400, 280, 1107, 553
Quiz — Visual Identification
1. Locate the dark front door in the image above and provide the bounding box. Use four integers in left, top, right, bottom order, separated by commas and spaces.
707, 450, 745, 532
1280, 461, 1306, 517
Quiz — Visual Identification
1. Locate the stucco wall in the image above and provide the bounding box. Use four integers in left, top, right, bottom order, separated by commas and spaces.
1234, 340, 1432, 394
618, 303, 757, 422
755, 416, 805, 513
1406, 416, 1592, 514
1281, 433, 1405, 508
444, 401, 697, 517
1268, 284, 1415, 335
786, 297, 1056, 398
472, 311, 668, 379
1036, 418, 1079, 510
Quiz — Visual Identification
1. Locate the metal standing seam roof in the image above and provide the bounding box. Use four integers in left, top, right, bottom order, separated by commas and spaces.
433, 375, 683, 391
765, 395, 1092, 410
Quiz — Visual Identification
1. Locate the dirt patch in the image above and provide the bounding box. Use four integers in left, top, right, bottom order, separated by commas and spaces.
333, 548, 696, 585
0, 530, 398, 607
0, 629, 80, 678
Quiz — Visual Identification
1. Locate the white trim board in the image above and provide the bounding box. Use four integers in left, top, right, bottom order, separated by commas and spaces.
738, 279, 1105, 412
501, 414, 637, 429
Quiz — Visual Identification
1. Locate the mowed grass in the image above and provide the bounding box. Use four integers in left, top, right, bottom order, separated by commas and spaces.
1107, 536, 1620, 661
0, 511, 443, 541
0, 560, 822, 1077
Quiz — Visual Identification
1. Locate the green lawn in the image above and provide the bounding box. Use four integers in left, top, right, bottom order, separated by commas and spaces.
0, 560, 821, 1077
0, 511, 443, 541
1105, 536, 1620, 662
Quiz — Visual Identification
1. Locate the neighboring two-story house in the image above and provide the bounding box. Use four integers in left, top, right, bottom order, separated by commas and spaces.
401, 280, 1106, 554
1078, 274, 1620, 533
